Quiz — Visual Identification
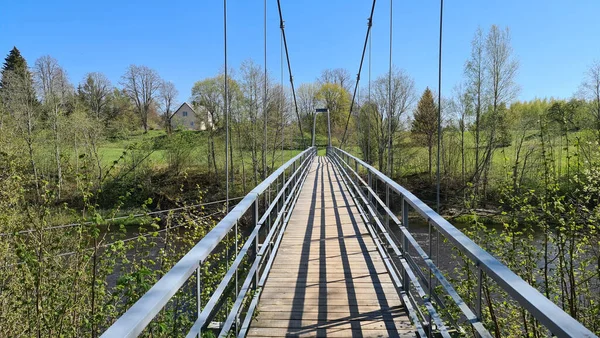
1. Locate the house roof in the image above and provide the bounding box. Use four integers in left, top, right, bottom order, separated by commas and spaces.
174, 102, 197, 115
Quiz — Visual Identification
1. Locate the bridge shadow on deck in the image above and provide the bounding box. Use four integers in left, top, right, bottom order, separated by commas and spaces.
249, 157, 412, 338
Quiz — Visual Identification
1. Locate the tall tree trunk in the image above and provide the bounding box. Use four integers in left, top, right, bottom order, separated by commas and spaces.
91, 238, 98, 338
229, 130, 234, 188
461, 123, 465, 192
88, 131, 102, 186
53, 107, 62, 199
142, 108, 149, 133
428, 139, 433, 180
236, 124, 247, 193
165, 116, 173, 135
26, 110, 40, 198
475, 100, 480, 186
210, 132, 218, 177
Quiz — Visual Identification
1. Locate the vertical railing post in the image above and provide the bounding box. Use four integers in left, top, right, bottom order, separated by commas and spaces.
477, 265, 483, 322
367, 171, 372, 207
234, 220, 239, 335
385, 183, 390, 232
327, 108, 331, 149
283, 169, 286, 195
312, 110, 317, 147
354, 160, 359, 186
402, 198, 410, 293
427, 221, 433, 338
253, 200, 260, 289
282, 170, 287, 204
196, 261, 202, 337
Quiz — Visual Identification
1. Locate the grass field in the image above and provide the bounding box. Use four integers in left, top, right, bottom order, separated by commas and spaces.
97, 129, 307, 175
95, 127, 597, 194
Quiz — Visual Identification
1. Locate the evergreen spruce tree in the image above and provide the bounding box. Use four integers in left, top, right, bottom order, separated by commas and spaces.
1, 47, 30, 89
0, 47, 38, 110
411, 87, 438, 179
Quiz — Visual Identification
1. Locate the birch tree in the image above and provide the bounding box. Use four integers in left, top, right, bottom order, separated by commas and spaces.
580, 60, 600, 144
481, 25, 519, 199
34, 55, 72, 199
371, 68, 415, 173
318, 68, 353, 93
450, 84, 473, 186
464, 27, 486, 183
159, 80, 178, 134
297, 83, 319, 141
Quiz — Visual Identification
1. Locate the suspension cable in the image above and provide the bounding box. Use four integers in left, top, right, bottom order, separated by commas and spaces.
224, 0, 230, 212
357, 78, 361, 155
340, 0, 377, 148
436, 0, 444, 212
368, 32, 372, 163
0, 197, 244, 237
3, 211, 224, 269
263, 0, 268, 179
276, 0, 306, 148
281, 29, 285, 161
387, 0, 393, 177
369, 31, 372, 101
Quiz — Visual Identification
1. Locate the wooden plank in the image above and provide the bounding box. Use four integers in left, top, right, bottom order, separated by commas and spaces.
247, 157, 415, 338
246, 327, 416, 338
251, 308, 408, 321
249, 319, 414, 330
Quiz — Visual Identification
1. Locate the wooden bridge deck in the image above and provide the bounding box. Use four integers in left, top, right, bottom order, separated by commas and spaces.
248, 157, 415, 338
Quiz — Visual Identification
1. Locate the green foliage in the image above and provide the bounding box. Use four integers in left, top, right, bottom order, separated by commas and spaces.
1, 47, 28, 85
357, 101, 378, 164
156, 131, 201, 174
315, 83, 351, 145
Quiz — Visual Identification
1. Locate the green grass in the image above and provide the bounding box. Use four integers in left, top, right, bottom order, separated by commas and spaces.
95, 127, 597, 196
98, 130, 169, 167
96, 129, 307, 178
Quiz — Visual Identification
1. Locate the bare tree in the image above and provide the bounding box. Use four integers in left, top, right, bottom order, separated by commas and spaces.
580, 60, 600, 144
268, 84, 287, 169
191, 74, 240, 178
371, 68, 415, 173
486, 26, 519, 115
318, 68, 353, 93
450, 84, 473, 187
34, 55, 72, 199
192, 77, 221, 177
481, 24, 519, 202
120, 65, 161, 133
159, 80, 179, 134
79, 72, 112, 120
297, 83, 319, 141
464, 27, 486, 182
238, 61, 264, 185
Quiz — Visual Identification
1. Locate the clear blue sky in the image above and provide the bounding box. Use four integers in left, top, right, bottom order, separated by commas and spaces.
1, 0, 599, 103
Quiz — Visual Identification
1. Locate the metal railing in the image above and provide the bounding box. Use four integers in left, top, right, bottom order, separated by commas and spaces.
328, 147, 597, 338
101, 147, 316, 338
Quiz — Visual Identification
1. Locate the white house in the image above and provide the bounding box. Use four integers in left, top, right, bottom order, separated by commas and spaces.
172, 102, 213, 131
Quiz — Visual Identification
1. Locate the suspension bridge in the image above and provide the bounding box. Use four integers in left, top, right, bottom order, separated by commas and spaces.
101, 0, 597, 337
100, 144, 597, 337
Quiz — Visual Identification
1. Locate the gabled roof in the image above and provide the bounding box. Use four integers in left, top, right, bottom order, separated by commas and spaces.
174, 102, 197, 115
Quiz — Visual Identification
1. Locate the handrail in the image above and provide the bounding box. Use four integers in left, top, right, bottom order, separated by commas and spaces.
185, 150, 315, 337
330, 147, 597, 338
101, 147, 316, 338
330, 149, 487, 337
